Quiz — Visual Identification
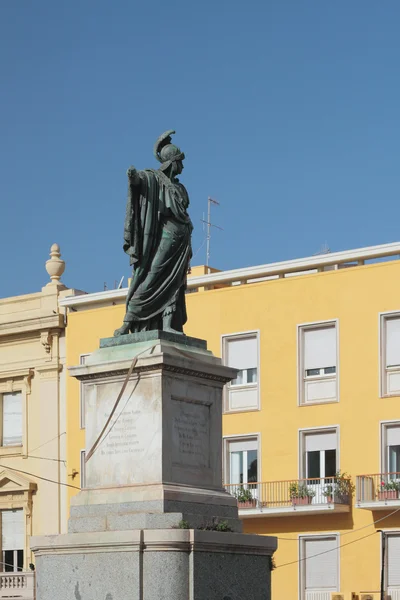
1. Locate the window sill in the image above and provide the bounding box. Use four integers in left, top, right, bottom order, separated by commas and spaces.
224, 406, 261, 415
229, 383, 258, 391
381, 393, 400, 399
299, 399, 338, 407
303, 375, 336, 383
0, 445, 23, 457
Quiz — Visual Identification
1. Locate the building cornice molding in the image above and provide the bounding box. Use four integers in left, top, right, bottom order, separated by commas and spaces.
59, 240, 400, 310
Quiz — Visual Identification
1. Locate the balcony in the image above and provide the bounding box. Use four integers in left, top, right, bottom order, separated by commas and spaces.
0, 572, 35, 599
356, 472, 400, 510
225, 477, 352, 518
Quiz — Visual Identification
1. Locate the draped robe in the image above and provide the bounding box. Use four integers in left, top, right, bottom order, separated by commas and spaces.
122, 169, 193, 332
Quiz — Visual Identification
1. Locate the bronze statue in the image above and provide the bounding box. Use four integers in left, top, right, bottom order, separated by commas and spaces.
114, 131, 193, 336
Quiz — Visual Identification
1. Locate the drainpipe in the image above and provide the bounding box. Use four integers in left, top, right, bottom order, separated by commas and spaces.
378, 530, 386, 600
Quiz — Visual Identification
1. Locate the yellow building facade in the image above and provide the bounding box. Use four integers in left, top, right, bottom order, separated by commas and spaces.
62, 241, 400, 600
0, 244, 82, 598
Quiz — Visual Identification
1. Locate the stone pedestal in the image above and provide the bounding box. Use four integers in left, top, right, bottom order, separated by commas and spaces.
31, 332, 277, 600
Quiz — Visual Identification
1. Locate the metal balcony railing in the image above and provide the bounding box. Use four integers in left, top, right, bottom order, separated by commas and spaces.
225, 477, 352, 509
356, 472, 400, 503
0, 571, 35, 599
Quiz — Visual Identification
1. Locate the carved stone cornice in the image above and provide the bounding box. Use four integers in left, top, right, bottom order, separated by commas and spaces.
75, 362, 231, 384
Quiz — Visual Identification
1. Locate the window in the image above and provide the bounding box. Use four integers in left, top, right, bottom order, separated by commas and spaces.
387, 534, 400, 595
382, 424, 400, 479
300, 536, 338, 599
225, 437, 259, 495
303, 431, 337, 478
299, 323, 338, 404
1, 510, 24, 572
1, 393, 22, 447
223, 333, 259, 412
79, 354, 89, 428
382, 315, 400, 396
80, 450, 86, 488
301, 429, 338, 504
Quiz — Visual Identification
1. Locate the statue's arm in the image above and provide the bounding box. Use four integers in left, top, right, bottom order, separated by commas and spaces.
126, 166, 142, 187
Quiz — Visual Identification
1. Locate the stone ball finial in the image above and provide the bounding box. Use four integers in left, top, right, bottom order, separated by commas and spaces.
45, 243, 65, 285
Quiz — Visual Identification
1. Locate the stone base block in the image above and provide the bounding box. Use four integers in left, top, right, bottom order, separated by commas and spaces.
69, 510, 241, 533
69, 484, 242, 533
31, 529, 277, 600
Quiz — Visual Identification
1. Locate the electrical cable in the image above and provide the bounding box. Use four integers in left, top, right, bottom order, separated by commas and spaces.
85, 344, 156, 462
275, 504, 400, 542
28, 432, 66, 455
277, 530, 378, 569
25, 455, 66, 464
0, 464, 81, 491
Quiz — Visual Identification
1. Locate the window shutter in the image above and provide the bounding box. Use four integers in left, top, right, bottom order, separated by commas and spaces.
304, 537, 338, 590
305, 432, 337, 452
386, 318, 400, 367
304, 327, 336, 370
230, 452, 241, 485
388, 535, 400, 587
226, 336, 257, 370
387, 426, 400, 447
2, 510, 24, 550
228, 439, 258, 453
3, 392, 22, 446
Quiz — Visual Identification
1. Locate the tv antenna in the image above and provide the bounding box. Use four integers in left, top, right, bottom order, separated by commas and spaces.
313, 242, 331, 256
200, 197, 223, 268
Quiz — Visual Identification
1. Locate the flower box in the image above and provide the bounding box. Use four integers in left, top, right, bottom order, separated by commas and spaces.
378, 490, 398, 501
292, 496, 313, 506
238, 500, 257, 508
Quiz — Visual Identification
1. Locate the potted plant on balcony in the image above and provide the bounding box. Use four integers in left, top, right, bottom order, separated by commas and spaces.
235, 486, 256, 508
323, 471, 355, 504
378, 479, 400, 500
289, 483, 315, 505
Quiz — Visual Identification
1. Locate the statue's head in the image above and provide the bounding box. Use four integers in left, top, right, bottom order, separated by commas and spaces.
154, 130, 185, 177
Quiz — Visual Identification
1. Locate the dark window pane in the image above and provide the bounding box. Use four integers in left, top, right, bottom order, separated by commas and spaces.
4, 550, 14, 572
247, 450, 258, 482
389, 445, 400, 476
325, 449, 336, 477
306, 369, 320, 377
307, 451, 320, 478
231, 370, 244, 386
324, 366, 336, 374
17, 550, 23, 572
247, 368, 257, 383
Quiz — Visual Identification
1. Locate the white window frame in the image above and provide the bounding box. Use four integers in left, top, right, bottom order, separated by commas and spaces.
1, 509, 24, 573
79, 354, 90, 429
221, 331, 260, 414
0, 375, 29, 457
298, 533, 340, 600
298, 426, 340, 479
80, 449, 86, 488
223, 433, 261, 486
380, 421, 400, 476
297, 319, 339, 406
1, 392, 23, 448
381, 530, 400, 593
379, 311, 400, 398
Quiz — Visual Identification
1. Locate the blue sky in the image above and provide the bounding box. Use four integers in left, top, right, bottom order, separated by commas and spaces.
1, 1, 400, 297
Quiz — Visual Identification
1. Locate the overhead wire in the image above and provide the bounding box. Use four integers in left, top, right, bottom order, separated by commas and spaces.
85, 344, 156, 462
277, 530, 378, 569
0, 464, 81, 491
275, 503, 400, 542
28, 432, 66, 455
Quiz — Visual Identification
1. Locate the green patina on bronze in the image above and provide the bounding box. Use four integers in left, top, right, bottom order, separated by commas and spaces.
114, 131, 193, 337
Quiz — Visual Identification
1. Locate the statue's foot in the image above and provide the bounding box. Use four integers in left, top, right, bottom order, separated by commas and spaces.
114, 323, 131, 337
163, 326, 183, 335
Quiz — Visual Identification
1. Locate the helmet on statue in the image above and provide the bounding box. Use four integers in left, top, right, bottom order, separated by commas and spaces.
154, 130, 185, 172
